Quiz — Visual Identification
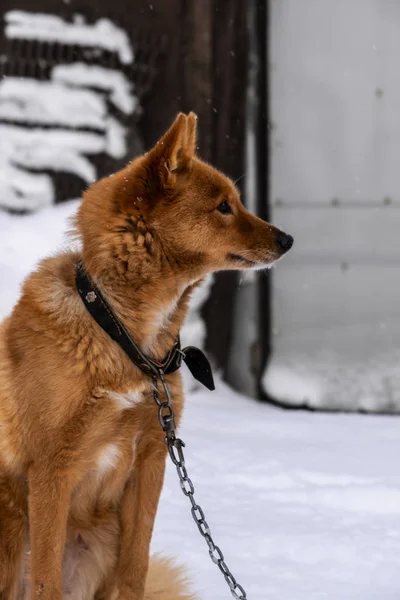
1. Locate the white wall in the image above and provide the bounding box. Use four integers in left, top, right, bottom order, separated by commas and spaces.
263, 0, 400, 411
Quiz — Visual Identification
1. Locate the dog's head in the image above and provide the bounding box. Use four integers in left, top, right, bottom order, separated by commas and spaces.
76, 113, 293, 284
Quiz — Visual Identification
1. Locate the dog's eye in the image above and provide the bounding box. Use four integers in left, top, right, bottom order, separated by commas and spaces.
217, 200, 233, 215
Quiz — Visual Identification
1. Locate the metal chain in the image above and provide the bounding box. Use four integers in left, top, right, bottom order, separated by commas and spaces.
152, 372, 248, 600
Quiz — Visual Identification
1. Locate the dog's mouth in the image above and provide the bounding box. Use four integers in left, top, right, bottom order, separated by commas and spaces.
225, 252, 284, 269
226, 253, 257, 267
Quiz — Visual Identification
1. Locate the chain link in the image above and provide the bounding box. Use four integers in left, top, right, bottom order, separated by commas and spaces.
153, 373, 248, 600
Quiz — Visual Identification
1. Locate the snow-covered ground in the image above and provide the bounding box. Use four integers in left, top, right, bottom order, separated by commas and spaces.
2, 202, 400, 599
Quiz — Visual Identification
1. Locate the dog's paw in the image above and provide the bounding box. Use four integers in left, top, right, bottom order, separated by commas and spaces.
101, 588, 121, 600
105, 585, 141, 600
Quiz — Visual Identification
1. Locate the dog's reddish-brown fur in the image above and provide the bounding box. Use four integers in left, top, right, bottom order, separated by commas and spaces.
0, 113, 292, 600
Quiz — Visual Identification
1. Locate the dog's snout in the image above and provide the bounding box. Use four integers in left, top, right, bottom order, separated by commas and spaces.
276, 231, 294, 253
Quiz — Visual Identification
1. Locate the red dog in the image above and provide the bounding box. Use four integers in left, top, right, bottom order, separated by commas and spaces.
0, 112, 293, 599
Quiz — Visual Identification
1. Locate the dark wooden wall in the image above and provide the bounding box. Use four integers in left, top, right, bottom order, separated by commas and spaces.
144, 0, 249, 373
0, 0, 248, 372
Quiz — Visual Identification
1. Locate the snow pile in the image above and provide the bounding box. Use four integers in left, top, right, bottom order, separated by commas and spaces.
263, 347, 400, 413
3, 201, 400, 598
0, 12, 137, 211
0, 199, 79, 314
262, 262, 400, 412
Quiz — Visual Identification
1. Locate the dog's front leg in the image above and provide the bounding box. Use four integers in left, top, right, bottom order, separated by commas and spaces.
28, 465, 73, 600
115, 442, 167, 600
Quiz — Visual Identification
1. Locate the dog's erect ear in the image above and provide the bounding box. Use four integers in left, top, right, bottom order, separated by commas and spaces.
143, 113, 197, 195
185, 112, 197, 159
154, 113, 188, 170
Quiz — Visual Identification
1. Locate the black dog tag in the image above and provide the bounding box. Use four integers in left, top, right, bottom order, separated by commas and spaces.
183, 346, 215, 391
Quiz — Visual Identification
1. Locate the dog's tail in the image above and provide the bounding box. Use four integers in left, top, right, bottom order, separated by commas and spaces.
145, 555, 198, 599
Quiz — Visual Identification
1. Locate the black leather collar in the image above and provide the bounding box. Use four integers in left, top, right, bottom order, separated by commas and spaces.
76, 261, 183, 376
75, 261, 215, 390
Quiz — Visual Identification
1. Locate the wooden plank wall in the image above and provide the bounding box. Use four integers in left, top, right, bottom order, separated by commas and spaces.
0, 0, 249, 373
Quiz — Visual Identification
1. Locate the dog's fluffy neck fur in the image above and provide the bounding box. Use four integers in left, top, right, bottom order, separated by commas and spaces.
92, 265, 198, 357
73, 156, 207, 359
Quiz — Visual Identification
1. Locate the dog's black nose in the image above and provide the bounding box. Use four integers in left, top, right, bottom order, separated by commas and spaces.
276, 231, 294, 252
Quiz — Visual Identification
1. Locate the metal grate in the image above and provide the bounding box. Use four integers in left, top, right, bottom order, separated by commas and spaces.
0, 30, 166, 98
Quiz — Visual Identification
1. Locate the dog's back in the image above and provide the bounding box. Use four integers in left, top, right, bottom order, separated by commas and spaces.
0, 316, 27, 480
0, 319, 28, 599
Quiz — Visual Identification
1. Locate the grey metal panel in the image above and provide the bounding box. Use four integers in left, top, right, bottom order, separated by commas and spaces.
269, 0, 400, 207
273, 206, 400, 264
271, 264, 400, 336
266, 0, 400, 411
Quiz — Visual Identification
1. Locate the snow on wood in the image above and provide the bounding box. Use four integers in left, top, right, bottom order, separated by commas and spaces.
105, 116, 128, 159
0, 162, 53, 211
52, 64, 137, 114
5, 11, 133, 64
0, 12, 137, 211
13, 146, 96, 184
0, 124, 106, 154
0, 122, 108, 209
0, 77, 107, 130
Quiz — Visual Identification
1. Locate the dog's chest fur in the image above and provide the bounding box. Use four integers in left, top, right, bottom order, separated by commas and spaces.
69, 387, 147, 515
